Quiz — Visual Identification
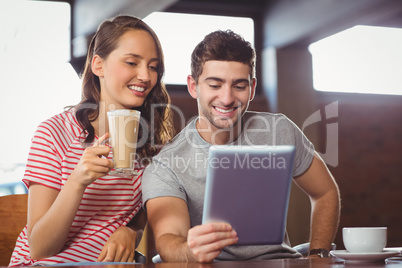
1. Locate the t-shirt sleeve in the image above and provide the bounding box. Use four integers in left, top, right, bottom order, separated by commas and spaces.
286, 117, 315, 177
23, 122, 62, 191
272, 114, 315, 177
141, 158, 187, 210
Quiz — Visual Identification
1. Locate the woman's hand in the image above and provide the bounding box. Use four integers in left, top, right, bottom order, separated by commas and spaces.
70, 133, 114, 187
97, 226, 137, 262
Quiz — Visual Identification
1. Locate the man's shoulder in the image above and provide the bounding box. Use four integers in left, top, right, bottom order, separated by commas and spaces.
156, 134, 187, 156
243, 111, 290, 127
244, 111, 287, 119
154, 122, 199, 159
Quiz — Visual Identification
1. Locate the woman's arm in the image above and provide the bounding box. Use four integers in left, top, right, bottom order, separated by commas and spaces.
27, 182, 86, 259
97, 208, 147, 262
27, 134, 113, 260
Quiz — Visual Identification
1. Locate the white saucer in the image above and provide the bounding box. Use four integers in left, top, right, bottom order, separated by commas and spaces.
330, 250, 400, 262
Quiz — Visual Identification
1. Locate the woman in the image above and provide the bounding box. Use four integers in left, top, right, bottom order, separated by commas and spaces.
9, 15, 174, 266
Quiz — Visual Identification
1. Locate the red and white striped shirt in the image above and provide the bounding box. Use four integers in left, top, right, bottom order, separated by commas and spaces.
9, 110, 142, 266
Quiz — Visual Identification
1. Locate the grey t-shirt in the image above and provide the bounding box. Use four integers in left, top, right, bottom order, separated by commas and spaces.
142, 112, 315, 261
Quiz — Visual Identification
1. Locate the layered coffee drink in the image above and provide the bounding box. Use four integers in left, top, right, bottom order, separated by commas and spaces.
107, 109, 141, 177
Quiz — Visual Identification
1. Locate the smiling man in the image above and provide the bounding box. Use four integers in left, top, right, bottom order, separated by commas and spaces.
189, 60, 255, 145
142, 30, 340, 263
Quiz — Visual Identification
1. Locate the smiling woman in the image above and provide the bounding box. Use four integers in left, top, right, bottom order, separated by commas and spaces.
91, 29, 159, 110
0, 1, 80, 193
8, 14, 174, 266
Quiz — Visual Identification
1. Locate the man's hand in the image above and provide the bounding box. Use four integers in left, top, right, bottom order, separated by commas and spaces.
97, 226, 137, 262
186, 222, 238, 263
147, 197, 238, 263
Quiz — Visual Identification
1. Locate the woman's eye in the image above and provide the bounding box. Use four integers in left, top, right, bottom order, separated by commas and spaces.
149, 65, 158, 71
126, 62, 136, 66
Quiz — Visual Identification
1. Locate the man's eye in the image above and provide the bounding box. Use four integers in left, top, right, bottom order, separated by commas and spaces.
126, 62, 136, 66
234, 83, 248, 90
209, 84, 220, 89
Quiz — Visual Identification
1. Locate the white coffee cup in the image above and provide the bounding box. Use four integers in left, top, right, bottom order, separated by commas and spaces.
343, 227, 387, 253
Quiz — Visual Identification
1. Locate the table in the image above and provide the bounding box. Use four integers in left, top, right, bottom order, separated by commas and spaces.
153, 258, 402, 268
4, 257, 401, 268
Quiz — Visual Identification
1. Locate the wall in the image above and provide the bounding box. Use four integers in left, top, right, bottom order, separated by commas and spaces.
322, 93, 402, 248
273, 46, 402, 249
274, 47, 320, 246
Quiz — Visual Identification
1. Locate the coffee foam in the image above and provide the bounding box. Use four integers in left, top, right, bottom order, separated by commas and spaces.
107, 109, 141, 117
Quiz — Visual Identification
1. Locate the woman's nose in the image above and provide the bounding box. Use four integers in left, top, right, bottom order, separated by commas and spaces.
137, 65, 150, 82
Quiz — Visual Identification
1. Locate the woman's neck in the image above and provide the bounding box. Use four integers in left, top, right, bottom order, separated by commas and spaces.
91, 101, 110, 138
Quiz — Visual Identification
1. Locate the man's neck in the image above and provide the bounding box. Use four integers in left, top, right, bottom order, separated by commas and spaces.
195, 117, 242, 145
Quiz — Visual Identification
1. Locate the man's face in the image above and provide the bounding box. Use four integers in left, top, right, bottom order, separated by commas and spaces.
188, 60, 256, 132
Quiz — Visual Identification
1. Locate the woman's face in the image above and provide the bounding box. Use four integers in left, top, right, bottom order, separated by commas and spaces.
95, 29, 159, 110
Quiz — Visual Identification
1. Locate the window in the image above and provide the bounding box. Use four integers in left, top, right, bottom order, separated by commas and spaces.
0, 8, 254, 195
143, 12, 254, 85
0, 1, 79, 194
309, 25, 402, 95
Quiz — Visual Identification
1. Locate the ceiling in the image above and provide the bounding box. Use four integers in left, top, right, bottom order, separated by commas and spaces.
53, 0, 402, 72
262, 0, 402, 48
69, 0, 402, 44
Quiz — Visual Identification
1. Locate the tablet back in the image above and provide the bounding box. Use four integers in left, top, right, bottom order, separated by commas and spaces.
202, 145, 296, 245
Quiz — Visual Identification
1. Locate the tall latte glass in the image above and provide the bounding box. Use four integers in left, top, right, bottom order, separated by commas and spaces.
107, 109, 141, 177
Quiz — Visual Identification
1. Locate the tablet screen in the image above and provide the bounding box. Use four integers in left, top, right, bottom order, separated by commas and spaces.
202, 145, 295, 245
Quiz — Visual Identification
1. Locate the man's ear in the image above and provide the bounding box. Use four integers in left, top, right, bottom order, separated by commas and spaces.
91, 55, 104, 77
187, 75, 198, 99
249, 78, 257, 101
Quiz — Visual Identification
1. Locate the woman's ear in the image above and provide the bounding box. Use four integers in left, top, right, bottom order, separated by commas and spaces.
91, 55, 104, 77
187, 75, 198, 99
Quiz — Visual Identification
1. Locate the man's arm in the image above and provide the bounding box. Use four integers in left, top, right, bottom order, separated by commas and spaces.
146, 196, 238, 263
293, 152, 340, 253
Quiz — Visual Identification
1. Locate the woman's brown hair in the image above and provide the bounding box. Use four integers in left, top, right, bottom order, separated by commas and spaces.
74, 15, 174, 163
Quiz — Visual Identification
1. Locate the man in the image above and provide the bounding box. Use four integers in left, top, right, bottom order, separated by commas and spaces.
142, 30, 340, 263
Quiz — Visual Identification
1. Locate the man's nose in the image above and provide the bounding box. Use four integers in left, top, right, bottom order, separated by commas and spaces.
219, 85, 235, 105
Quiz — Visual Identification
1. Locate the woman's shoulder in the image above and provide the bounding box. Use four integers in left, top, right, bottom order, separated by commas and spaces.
35, 109, 82, 139
38, 109, 78, 126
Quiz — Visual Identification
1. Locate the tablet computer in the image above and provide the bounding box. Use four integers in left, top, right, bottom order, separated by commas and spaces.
202, 145, 296, 245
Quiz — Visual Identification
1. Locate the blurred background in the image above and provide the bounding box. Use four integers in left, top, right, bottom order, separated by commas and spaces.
1, 0, 401, 257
